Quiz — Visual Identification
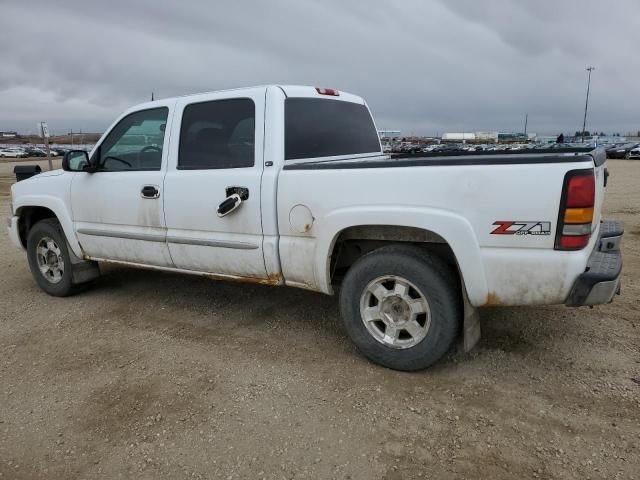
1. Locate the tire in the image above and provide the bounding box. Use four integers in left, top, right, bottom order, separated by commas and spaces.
27, 218, 78, 297
624, 152, 630, 159
339, 245, 461, 371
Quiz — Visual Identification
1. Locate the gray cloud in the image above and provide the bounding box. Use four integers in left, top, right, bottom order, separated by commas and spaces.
1, 0, 638, 136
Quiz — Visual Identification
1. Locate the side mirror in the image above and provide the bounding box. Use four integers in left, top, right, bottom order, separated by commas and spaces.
62, 150, 90, 172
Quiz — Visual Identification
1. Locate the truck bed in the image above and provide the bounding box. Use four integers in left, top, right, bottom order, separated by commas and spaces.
277, 147, 607, 306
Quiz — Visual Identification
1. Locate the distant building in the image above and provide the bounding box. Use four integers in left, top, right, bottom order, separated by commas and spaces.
476, 131, 498, 142
497, 132, 528, 142
534, 135, 558, 144
378, 129, 401, 140
0, 131, 18, 138
442, 132, 476, 141
441, 131, 536, 143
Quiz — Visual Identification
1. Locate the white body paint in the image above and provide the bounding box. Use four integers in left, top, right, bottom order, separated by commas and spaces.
8, 85, 607, 306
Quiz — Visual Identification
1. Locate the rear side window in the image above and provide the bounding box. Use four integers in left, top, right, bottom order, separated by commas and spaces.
285, 98, 380, 160
179, 98, 255, 169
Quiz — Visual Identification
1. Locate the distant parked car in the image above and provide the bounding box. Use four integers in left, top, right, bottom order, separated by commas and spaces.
0, 147, 27, 158
25, 147, 47, 157
52, 148, 70, 156
606, 143, 639, 159
629, 146, 640, 159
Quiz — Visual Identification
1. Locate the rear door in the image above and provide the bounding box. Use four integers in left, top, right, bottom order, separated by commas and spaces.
163, 88, 268, 278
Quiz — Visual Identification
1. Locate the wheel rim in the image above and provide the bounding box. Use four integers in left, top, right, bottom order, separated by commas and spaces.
35, 236, 65, 284
359, 275, 431, 349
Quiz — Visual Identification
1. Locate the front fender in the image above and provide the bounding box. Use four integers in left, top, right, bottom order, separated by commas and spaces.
314, 206, 488, 306
14, 195, 83, 258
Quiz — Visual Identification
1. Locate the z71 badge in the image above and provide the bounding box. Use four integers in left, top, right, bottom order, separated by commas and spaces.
491, 221, 551, 236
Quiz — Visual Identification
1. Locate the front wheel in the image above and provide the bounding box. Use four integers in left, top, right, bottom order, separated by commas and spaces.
27, 219, 78, 296
340, 245, 461, 371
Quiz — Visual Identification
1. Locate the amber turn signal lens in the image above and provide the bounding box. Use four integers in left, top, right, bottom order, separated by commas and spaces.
564, 207, 594, 224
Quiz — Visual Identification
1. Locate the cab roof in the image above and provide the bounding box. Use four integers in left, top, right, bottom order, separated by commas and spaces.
142, 85, 365, 105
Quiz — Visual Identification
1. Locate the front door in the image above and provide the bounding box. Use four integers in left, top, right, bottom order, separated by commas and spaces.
71, 104, 174, 267
163, 90, 267, 278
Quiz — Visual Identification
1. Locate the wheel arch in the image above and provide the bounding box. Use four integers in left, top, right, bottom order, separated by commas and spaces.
314, 207, 489, 306
15, 198, 82, 257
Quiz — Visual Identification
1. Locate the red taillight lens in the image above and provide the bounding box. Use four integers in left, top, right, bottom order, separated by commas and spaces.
559, 234, 590, 249
315, 87, 339, 96
555, 169, 595, 251
566, 173, 595, 207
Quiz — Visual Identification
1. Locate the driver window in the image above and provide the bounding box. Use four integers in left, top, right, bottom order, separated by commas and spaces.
97, 107, 168, 171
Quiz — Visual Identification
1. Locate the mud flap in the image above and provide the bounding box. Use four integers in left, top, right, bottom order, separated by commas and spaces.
67, 243, 100, 284
458, 279, 481, 352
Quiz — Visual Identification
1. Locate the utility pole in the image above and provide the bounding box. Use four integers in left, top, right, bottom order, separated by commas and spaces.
524, 113, 528, 136
38, 122, 52, 171
151, 92, 154, 101
581, 66, 595, 143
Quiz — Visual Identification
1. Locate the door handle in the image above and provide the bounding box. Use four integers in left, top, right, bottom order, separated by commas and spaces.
217, 194, 242, 217
141, 185, 160, 199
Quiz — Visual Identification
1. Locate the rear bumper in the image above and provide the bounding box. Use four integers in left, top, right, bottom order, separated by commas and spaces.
565, 220, 623, 306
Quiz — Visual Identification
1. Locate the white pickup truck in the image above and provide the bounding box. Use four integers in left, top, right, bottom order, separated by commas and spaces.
8, 85, 623, 370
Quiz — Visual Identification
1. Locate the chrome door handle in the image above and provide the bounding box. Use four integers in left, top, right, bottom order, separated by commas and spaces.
217, 194, 242, 217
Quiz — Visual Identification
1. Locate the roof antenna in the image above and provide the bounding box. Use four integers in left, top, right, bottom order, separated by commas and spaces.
151, 91, 154, 101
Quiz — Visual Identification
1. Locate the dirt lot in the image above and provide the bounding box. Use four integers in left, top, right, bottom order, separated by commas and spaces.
0, 159, 638, 480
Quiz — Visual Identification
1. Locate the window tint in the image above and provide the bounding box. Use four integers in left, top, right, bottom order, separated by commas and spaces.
179, 99, 255, 169
285, 98, 380, 160
98, 107, 168, 171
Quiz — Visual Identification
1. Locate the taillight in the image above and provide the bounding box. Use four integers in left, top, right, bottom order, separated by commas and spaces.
315, 87, 339, 96
555, 169, 595, 250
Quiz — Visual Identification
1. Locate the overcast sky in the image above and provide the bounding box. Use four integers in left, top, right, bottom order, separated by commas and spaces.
1, 0, 638, 136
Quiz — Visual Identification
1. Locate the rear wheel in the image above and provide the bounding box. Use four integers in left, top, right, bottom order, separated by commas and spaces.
339, 245, 461, 371
624, 152, 631, 159
27, 219, 78, 296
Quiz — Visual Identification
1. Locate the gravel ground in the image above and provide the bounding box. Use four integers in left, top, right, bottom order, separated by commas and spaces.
0, 159, 638, 480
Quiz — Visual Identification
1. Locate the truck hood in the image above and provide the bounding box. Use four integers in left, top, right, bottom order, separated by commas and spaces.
33, 169, 65, 178
10, 169, 71, 211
